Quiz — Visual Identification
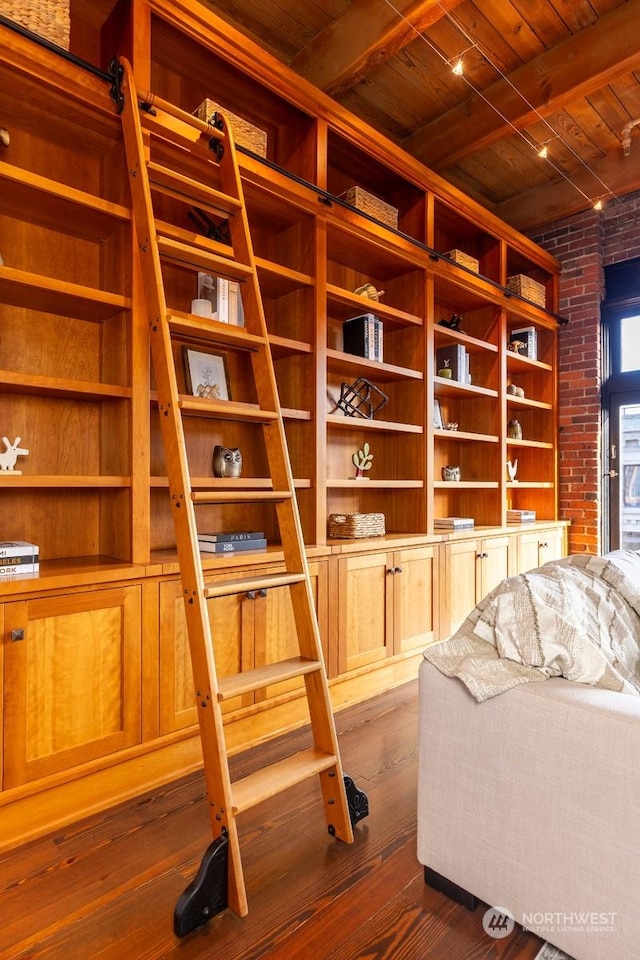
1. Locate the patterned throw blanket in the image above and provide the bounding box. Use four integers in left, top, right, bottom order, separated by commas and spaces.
425, 551, 640, 702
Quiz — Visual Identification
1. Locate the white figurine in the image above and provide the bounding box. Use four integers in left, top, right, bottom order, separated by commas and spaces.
0, 437, 29, 473
507, 459, 518, 482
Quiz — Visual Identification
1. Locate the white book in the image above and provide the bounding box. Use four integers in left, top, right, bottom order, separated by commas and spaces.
0, 562, 39, 577
0, 540, 39, 559
216, 277, 229, 323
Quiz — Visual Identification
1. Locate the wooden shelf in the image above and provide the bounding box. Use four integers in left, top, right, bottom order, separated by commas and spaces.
0, 370, 131, 401
326, 283, 422, 328
506, 438, 554, 449
0, 266, 129, 322
327, 349, 422, 382
506, 394, 553, 411
327, 479, 424, 488
0, 476, 132, 487
151, 476, 312, 488
507, 481, 555, 489
326, 414, 422, 434
433, 481, 500, 489
433, 429, 499, 443
434, 325, 499, 354
433, 376, 499, 399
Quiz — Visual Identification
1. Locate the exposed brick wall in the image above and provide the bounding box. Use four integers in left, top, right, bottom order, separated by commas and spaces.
529, 190, 640, 554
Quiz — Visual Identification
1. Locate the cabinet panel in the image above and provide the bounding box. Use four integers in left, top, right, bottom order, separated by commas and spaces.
394, 545, 438, 654
443, 536, 512, 637
3, 586, 141, 788
516, 526, 567, 574
159, 579, 249, 735
338, 552, 391, 673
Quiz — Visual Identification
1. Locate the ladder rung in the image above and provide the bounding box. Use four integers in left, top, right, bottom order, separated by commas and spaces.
231, 748, 338, 815
168, 313, 266, 350
157, 235, 254, 280
139, 92, 227, 143
148, 161, 242, 218
218, 657, 322, 701
179, 398, 280, 423
204, 572, 307, 599
157, 218, 233, 262
194, 490, 292, 504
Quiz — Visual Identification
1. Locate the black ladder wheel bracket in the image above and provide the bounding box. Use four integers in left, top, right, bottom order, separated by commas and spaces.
344, 774, 369, 827
174, 832, 229, 938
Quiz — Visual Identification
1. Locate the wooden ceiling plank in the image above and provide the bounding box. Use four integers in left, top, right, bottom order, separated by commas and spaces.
496, 150, 640, 231
289, 0, 465, 98
404, 0, 640, 169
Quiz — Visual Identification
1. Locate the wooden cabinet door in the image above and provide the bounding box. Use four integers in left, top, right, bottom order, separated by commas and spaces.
158, 578, 251, 735
516, 526, 567, 574
393, 545, 438, 654
258, 560, 327, 700
479, 536, 511, 599
337, 552, 392, 673
3, 587, 141, 788
443, 539, 479, 638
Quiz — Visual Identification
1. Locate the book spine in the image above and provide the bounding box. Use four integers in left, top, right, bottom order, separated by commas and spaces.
198, 531, 265, 542
228, 281, 239, 325
0, 554, 39, 565
198, 538, 268, 554
374, 318, 383, 361
0, 545, 39, 558
0, 562, 39, 576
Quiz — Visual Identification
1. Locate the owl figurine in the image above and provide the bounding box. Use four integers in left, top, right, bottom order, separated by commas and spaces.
213, 445, 243, 478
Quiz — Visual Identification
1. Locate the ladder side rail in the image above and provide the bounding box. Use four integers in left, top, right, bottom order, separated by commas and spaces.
119, 59, 248, 916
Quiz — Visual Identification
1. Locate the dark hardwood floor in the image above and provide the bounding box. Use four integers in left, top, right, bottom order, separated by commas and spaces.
0, 681, 546, 960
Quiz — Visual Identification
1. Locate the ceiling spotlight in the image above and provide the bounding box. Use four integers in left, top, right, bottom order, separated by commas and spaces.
593, 199, 603, 211
537, 144, 549, 159
451, 57, 464, 76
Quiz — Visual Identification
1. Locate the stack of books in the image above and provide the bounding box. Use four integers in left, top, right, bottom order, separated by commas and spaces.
343, 313, 383, 361
507, 509, 536, 524
197, 272, 245, 326
198, 531, 267, 553
0, 540, 39, 577
436, 343, 470, 383
434, 517, 475, 531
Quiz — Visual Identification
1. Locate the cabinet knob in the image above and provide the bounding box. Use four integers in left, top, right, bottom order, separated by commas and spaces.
387, 567, 395, 575
394, 566, 403, 574
10, 628, 24, 642
540, 542, 548, 549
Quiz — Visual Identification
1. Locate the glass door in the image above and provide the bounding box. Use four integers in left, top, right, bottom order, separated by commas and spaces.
608, 394, 640, 551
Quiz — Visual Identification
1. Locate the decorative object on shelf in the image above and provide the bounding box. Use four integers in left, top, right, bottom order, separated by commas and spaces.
508, 419, 523, 440
444, 422, 459, 431
507, 274, 546, 309
0, 127, 9, 147
0, 540, 39, 577
212, 446, 243, 478
438, 313, 463, 331
343, 313, 383, 361
328, 512, 385, 538
436, 343, 469, 382
510, 326, 537, 360
507, 383, 525, 398
443, 250, 479, 273
337, 378, 388, 419
508, 339, 526, 354
188, 206, 231, 246
354, 283, 384, 301
433, 397, 443, 429
441, 465, 461, 482
507, 459, 518, 482
340, 186, 399, 230
352, 442, 373, 478
191, 298, 213, 317
194, 99, 268, 156
4, 2, 70, 49
0, 436, 29, 474
434, 517, 474, 530
183, 347, 231, 400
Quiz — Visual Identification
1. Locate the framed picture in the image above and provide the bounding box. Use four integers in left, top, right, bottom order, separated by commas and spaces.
183, 347, 231, 400
433, 397, 443, 429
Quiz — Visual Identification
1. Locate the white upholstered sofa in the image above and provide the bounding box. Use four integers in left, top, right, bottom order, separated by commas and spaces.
417, 553, 640, 960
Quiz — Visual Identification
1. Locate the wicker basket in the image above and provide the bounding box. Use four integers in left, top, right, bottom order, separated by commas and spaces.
341, 186, 399, 230
328, 512, 386, 539
195, 99, 267, 157
444, 249, 479, 273
4, 1, 70, 48
507, 274, 546, 308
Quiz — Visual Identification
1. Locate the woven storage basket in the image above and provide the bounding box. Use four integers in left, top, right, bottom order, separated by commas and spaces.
507, 274, 546, 308
195, 99, 267, 157
444, 249, 479, 273
4, 1, 70, 48
341, 186, 399, 230
328, 512, 386, 539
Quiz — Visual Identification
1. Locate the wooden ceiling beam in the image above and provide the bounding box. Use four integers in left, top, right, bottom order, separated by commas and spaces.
405, 0, 640, 169
290, 0, 464, 99
495, 151, 640, 232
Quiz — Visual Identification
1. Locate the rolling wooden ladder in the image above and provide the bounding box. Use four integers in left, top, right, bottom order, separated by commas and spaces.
113, 59, 367, 936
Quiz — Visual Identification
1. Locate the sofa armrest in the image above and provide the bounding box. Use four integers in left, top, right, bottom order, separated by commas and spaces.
417, 659, 640, 960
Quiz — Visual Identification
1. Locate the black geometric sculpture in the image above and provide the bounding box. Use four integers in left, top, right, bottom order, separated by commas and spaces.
337, 378, 388, 419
